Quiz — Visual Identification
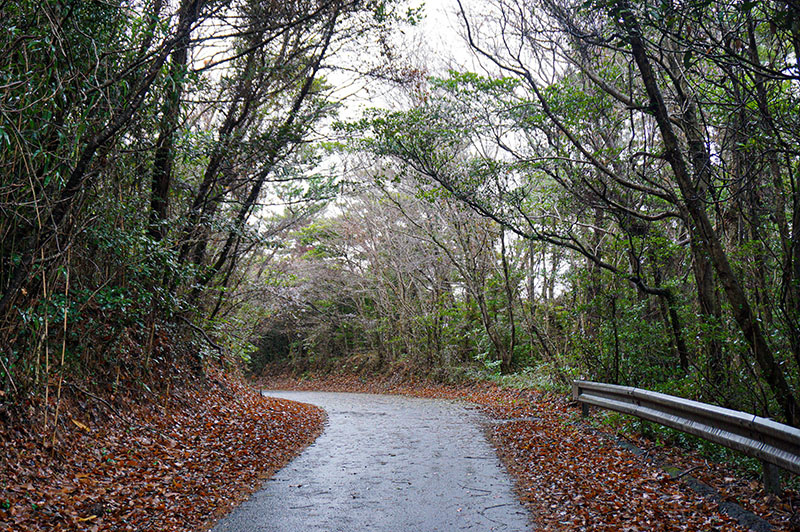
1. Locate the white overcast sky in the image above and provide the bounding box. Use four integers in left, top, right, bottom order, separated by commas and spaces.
406, 0, 477, 72
326, 0, 484, 118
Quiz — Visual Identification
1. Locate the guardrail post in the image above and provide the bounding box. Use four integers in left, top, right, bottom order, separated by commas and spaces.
572, 381, 589, 417
761, 460, 782, 495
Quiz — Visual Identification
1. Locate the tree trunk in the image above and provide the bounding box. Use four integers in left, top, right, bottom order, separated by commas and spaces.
148, 0, 201, 240
499, 230, 516, 372
618, 2, 799, 425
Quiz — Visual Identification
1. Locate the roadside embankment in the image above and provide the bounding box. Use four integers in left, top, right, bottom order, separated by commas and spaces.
0, 370, 324, 532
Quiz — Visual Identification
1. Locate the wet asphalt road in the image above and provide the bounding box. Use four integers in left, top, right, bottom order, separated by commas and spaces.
211, 391, 533, 532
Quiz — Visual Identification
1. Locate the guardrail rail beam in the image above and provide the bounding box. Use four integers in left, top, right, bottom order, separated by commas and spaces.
572, 380, 800, 495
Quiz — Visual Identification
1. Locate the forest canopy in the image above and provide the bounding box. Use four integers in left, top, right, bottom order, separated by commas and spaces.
2, 0, 800, 426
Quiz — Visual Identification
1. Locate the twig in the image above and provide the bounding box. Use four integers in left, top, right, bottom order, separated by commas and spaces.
65, 381, 128, 421
667, 465, 704, 481
477, 503, 513, 525
64, 382, 171, 438
178, 315, 224, 354
42, 251, 50, 437
460, 484, 492, 493
616, 431, 651, 458
0, 351, 17, 394
51, 248, 70, 451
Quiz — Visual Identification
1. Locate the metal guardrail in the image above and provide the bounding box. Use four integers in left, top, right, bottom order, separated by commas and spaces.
572, 380, 800, 493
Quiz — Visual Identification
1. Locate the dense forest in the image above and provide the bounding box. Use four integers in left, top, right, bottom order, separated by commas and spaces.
2, 0, 800, 429
0, 0, 403, 410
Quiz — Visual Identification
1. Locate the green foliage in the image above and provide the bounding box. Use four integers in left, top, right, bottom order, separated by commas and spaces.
472, 350, 503, 376
293, 221, 342, 259
0, 0, 404, 400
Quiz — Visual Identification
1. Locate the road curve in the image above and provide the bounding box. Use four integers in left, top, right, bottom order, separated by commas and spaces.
211, 391, 533, 532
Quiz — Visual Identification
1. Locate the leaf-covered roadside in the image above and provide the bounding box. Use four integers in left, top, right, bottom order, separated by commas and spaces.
480, 392, 746, 531
261, 373, 798, 531
0, 372, 325, 532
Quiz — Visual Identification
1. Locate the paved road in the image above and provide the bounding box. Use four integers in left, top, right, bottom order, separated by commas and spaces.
212, 391, 532, 532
